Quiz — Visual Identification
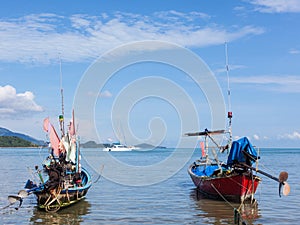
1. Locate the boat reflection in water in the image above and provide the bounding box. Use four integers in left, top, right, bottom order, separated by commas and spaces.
30, 199, 91, 225
190, 189, 260, 225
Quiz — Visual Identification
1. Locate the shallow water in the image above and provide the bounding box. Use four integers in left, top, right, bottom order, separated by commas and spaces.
0, 147, 299, 224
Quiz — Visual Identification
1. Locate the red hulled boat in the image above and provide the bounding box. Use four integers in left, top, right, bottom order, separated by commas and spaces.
187, 129, 261, 203
189, 170, 261, 202
185, 43, 290, 203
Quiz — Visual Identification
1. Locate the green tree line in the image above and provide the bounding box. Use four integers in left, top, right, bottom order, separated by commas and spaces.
0, 136, 37, 147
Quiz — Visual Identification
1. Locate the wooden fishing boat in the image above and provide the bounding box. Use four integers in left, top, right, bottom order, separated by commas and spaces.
17, 110, 92, 212
187, 130, 261, 203
8, 65, 92, 212
186, 44, 290, 203
186, 129, 290, 203
189, 164, 260, 203
24, 168, 91, 212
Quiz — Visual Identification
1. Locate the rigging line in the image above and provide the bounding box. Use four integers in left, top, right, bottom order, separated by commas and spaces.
38, 146, 47, 164
210, 183, 235, 209
258, 163, 277, 176
225, 42, 231, 112
224, 173, 258, 209
250, 172, 256, 204
225, 42, 233, 147
27, 167, 38, 185
224, 174, 257, 205
210, 183, 248, 225
94, 165, 104, 183
242, 148, 275, 175
243, 149, 275, 176
59, 54, 65, 136
206, 133, 222, 149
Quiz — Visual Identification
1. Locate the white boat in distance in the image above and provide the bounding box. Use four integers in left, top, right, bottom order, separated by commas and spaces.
103, 143, 140, 151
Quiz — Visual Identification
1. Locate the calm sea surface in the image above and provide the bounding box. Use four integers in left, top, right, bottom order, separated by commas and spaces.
0, 147, 299, 225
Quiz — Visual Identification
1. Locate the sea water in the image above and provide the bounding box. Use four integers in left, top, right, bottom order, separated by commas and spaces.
0, 147, 299, 225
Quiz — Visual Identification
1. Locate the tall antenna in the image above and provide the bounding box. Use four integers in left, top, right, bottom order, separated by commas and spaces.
225, 42, 232, 146
59, 55, 65, 136
225, 42, 231, 112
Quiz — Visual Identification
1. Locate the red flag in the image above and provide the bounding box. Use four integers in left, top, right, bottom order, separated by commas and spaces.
200, 141, 205, 157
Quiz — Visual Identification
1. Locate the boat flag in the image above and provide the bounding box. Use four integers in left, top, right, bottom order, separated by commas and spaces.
200, 141, 205, 157
43, 117, 61, 157
43, 117, 50, 132
69, 109, 75, 136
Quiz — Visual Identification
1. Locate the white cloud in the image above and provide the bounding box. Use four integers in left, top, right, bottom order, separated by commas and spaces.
253, 134, 260, 140
0, 12, 264, 64
215, 64, 247, 74
249, 0, 300, 13
233, 135, 241, 140
87, 90, 113, 98
99, 90, 113, 98
230, 75, 300, 93
289, 48, 300, 54
0, 85, 43, 118
153, 10, 211, 21
278, 131, 300, 140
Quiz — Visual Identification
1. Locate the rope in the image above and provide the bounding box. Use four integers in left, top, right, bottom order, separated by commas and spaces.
45, 186, 62, 212
94, 165, 104, 184
66, 189, 70, 202
210, 183, 248, 225
210, 183, 235, 209
27, 167, 38, 185
224, 172, 257, 208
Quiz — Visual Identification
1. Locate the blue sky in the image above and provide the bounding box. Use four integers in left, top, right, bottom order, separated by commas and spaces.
1, 0, 300, 147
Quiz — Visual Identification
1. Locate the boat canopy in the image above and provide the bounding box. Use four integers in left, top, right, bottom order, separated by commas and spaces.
227, 137, 258, 166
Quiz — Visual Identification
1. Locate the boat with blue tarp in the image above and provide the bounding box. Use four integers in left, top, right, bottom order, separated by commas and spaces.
186, 128, 261, 203
186, 44, 290, 204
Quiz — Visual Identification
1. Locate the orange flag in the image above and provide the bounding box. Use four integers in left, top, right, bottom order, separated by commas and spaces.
200, 141, 205, 157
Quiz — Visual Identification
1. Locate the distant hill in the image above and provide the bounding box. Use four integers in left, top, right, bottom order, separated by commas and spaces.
0, 127, 45, 147
80, 141, 166, 149
80, 141, 106, 148
136, 143, 155, 149
0, 136, 38, 147
0, 127, 168, 149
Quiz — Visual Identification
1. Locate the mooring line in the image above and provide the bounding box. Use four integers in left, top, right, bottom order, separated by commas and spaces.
210, 183, 235, 209
210, 183, 248, 225
94, 165, 104, 184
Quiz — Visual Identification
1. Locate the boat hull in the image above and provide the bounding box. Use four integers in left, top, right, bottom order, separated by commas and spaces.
32, 168, 92, 212
188, 164, 260, 203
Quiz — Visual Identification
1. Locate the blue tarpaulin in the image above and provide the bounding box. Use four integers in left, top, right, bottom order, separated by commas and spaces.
192, 165, 228, 177
227, 137, 258, 166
